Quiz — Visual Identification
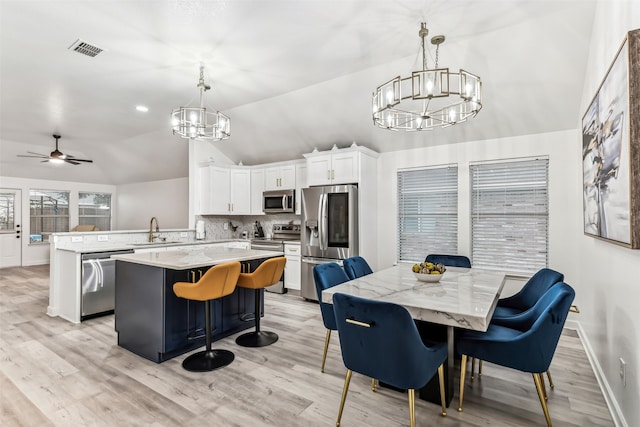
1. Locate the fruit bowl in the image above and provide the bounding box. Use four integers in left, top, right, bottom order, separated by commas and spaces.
411, 261, 446, 282
413, 272, 444, 282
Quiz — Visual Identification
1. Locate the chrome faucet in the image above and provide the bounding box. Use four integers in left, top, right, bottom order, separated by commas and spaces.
149, 217, 159, 242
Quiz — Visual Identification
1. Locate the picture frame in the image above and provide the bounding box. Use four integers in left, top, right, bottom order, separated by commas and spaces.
582, 29, 640, 248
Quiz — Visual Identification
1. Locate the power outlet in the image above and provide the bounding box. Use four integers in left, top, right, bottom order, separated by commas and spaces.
97, 235, 108, 242
71, 236, 83, 243
223, 222, 229, 230
619, 358, 627, 387
180, 232, 188, 237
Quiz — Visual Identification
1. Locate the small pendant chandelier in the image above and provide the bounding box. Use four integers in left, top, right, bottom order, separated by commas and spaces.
372, 22, 482, 131
171, 64, 230, 141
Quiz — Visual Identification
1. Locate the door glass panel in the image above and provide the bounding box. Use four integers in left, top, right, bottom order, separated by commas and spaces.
327, 193, 348, 247
0, 193, 16, 231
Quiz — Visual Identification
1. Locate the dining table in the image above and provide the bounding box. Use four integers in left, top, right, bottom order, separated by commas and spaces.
321, 264, 507, 405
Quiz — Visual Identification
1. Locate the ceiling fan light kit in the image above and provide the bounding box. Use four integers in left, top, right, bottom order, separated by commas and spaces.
17, 134, 93, 165
372, 22, 482, 131
171, 64, 230, 141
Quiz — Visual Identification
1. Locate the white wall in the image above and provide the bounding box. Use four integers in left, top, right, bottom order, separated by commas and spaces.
576, 2, 640, 426
116, 177, 189, 230
376, 122, 636, 425
0, 176, 116, 266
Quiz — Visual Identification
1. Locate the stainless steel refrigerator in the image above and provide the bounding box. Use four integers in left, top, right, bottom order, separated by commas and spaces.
301, 184, 358, 301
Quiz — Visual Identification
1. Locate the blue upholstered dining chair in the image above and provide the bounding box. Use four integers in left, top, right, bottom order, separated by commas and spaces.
313, 262, 351, 373
456, 282, 575, 427
493, 267, 564, 320
342, 256, 373, 280
332, 293, 448, 427
472, 267, 564, 381
425, 254, 471, 268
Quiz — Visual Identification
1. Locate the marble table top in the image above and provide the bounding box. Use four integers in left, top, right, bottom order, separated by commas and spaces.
112, 247, 284, 270
321, 265, 507, 332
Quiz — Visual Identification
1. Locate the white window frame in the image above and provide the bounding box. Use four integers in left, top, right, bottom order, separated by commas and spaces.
397, 164, 458, 263
78, 192, 112, 231
470, 157, 549, 274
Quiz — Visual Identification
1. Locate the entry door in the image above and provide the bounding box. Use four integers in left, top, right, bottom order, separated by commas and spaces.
0, 189, 22, 268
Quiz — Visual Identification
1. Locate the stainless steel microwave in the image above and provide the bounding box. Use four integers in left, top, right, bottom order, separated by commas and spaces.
263, 189, 295, 213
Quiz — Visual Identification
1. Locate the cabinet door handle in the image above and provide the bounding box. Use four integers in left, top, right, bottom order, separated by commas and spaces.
198, 270, 203, 280
332, 169, 335, 180
327, 170, 330, 180
191, 270, 196, 283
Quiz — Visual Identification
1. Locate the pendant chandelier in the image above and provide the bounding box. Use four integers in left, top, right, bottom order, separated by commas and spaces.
372, 22, 482, 131
171, 65, 230, 141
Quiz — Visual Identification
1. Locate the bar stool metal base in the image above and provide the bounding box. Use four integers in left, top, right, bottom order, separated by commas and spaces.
235, 331, 279, 347
182, 349, 235, 372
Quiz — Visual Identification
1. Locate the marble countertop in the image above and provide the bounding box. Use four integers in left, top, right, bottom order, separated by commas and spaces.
112, 247, 284, 270
55, 239, 247, 253
322, 265, 507, 332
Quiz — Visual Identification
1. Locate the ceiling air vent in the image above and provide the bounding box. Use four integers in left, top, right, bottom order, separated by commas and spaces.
68, 39, 104, 57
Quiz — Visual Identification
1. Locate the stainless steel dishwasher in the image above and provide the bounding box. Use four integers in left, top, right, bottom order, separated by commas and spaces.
81, 249, 134, 320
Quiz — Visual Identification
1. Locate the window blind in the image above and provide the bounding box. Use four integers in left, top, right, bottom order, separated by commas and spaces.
397, 165, 458, 263
470, 159, 549, 274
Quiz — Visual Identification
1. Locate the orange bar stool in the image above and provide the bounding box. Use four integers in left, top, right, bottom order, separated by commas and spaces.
235, 257, 286, 347
173, 261, 241, 372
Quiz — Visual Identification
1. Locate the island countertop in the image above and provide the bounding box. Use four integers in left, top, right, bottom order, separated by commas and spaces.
112, 246, 284, 270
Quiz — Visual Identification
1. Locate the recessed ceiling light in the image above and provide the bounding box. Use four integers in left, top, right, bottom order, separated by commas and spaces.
136, 105, 149, 112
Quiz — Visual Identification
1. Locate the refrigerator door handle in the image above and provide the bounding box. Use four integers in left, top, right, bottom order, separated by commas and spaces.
319, 193, 328, 251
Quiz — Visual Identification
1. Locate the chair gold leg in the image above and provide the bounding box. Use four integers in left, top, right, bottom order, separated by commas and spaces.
408, 389, 416, 427
371, 378, 378, 392
533, 373, 553, 427
458, 354, 467, 412
336, 369, 352, 427
471, 357, 476, 380
321, 329, 331, 373
540, 372, 548, 401
546, 369, 555, 390
438, 364, 447, 416
479, 360, 483, 377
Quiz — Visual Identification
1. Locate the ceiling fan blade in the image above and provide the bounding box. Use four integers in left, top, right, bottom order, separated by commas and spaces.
26, 151, 48, 156
65, 159, 81, 165
17, 154, 48, 158
69, 158, 93, 163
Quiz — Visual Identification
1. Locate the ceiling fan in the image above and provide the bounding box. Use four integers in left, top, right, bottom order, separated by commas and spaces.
17, 134, 93, 165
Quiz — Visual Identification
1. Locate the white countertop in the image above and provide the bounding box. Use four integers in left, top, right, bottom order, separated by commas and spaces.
55, 239, 247, 253
112, 247, 284, 270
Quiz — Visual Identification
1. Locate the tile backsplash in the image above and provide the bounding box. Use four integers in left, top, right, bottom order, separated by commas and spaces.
195, 215, 301, 240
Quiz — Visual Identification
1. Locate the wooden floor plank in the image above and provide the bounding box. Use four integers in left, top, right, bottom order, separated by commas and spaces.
0, 265, 614, 426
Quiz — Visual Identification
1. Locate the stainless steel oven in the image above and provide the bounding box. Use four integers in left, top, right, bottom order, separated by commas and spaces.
250, 223, 300, 293
263, 189, 295, 214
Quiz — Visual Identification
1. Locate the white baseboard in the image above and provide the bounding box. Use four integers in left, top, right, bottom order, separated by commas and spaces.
566, 320, 627, 427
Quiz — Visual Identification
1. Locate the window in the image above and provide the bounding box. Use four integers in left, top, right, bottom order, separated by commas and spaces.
0, 192, 16, 231
30, 190, 70, 243
470, 158, 549, 274
79, 192, 112, 231
397, 165, 458, 263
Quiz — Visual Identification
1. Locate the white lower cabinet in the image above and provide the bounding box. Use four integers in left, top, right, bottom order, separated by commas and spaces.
284, 244, 301, 290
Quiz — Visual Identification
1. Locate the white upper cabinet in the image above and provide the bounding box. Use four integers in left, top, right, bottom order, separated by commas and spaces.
264, 165, 296, 190
201, 166, 251, 215
305, 147, 374, 186
195, 165, 211, 215
250, 168, 266, 215
295, 163, 307, 215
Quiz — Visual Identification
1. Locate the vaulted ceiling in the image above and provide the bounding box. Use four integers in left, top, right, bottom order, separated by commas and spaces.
0, 0, 596, 185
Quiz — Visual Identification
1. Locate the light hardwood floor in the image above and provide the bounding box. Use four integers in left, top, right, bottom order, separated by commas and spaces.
0, 265, 614, 426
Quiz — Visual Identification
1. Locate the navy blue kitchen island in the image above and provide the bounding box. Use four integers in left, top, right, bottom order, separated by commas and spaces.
113, 247, 283, 363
